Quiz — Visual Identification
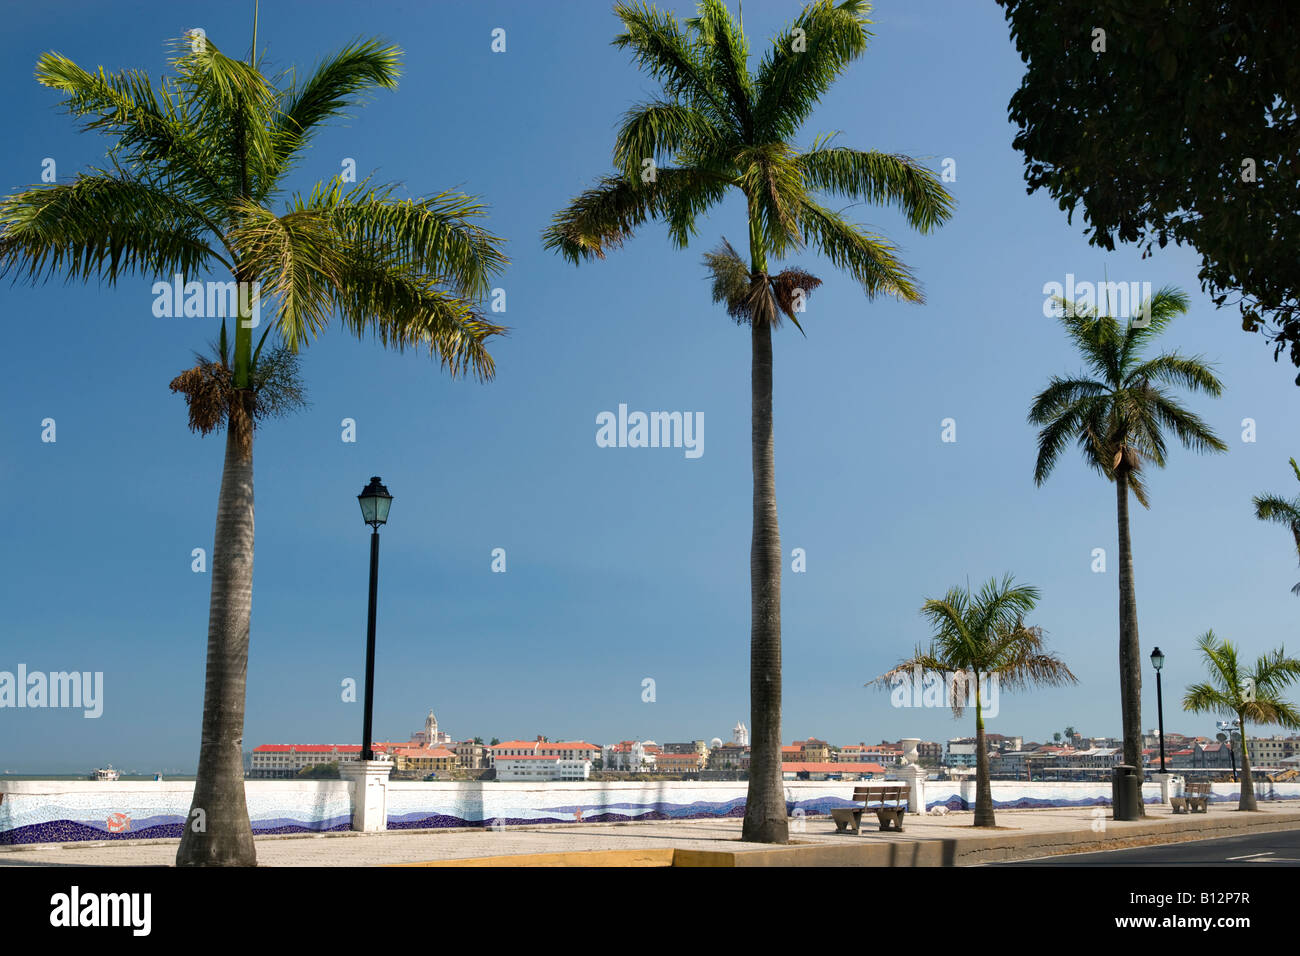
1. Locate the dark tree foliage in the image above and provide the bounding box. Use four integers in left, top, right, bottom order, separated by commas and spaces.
998, 1, 1300, 381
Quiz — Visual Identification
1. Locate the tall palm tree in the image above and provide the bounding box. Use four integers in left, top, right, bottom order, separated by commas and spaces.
544, 0, 953, 844
1253, 458, 1300, 596
1028, 287, 1226, 790
873, 575, 1076, 827
1183, 631, 1300, 810
0, 32, 507, 865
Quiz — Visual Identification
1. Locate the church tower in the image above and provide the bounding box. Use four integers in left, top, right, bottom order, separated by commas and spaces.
733, 721, 749, 747
424, 710, 438, 745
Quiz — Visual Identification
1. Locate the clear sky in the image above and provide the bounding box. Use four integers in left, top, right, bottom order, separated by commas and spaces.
1, 0, 1296, 773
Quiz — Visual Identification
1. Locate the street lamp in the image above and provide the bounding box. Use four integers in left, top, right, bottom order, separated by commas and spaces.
1217, 720, 1239, 781
357, 477, 392, 761
1150, 646, 1167, 774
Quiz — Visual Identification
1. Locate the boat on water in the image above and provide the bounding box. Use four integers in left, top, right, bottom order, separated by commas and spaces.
91, 766, 120, 781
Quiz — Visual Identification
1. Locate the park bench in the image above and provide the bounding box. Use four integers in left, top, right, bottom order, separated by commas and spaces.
1170, 781, 1211, 814
829, 785, 909, 834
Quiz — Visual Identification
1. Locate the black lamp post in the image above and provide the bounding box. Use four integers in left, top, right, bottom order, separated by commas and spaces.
1150, 646, 1167, 774
357, 477, 392, 761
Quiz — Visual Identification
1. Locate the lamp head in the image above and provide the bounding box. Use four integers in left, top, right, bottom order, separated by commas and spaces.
358, 476, 393, 529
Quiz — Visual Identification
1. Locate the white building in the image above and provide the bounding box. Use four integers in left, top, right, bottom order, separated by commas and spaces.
733, 722, 749, 747
491, 740, 601, 763
495, 757, 592, 781
602, 740, 655, 771
249, 744, 393, 778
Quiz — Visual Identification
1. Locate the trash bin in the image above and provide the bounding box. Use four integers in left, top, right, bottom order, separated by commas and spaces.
1111, 764, 1141, 821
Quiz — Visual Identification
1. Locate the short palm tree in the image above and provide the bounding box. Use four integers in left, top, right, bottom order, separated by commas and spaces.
873, 575, 1076, 827
0, 32, 507, 865
1183, 631, 1300, 810
1253, 458, 1300, 596
544, 0, 953, 844
1029, 287, 1226, 785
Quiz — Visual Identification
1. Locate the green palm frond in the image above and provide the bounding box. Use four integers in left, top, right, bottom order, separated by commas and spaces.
613, 1, 730, 125
613, 100, 726, 182
798, 146, 953, 233
753, 0, 872, 141
35, 52, 228, 204
1031, 283, 1223, 501
1127, 352, 1224, 395
686, 0, 754, 135
4, 29, 509, 408
168, 34, 278, 194
273, 38, 401, 176
1253, 458, 1300, 594
227, 202, 344, 350
551, 0, 948, 335
302, 180, 506, 299
543, 168, 726, 263
330, 254, 504, 380
0, 173, 223, 282
875, 574, 1074, 718
1146, 387, 1228, 457
1120, 285, 1190, 370
1184, 632, 1300, 731
796, 199, 919, 301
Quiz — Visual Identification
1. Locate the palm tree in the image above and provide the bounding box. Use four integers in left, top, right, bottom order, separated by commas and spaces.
544, 0, 953, 844
872, 575, 1076, 827
1183, 631, 1300, 810
0, 32, 506, 865
1028, 286, 1226, 788
1253, 458, 1300, 596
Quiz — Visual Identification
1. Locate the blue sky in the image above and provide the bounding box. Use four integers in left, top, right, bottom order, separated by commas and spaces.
1, 0, 1296, 773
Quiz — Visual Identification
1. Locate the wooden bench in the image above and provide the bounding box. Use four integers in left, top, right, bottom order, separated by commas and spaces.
1170, 781, 1211, 814
829, 785, 909, 833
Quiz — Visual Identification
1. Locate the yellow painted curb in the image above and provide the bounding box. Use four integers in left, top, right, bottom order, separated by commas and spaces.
392, 848, 676, 867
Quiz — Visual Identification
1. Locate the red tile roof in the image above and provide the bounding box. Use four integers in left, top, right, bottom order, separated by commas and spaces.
253, 744, 389, 753
782, 762, 888, 774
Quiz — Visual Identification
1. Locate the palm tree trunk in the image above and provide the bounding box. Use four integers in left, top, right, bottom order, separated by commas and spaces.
176, 391, 257, 866
1115, 468, 1144, 813
974, 676, 995, 827
742, 316, 787, 844
1238, 717, 1257, 811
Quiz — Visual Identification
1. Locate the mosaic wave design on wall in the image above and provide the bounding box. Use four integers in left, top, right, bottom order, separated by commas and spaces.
5, 780, 1299, 844
0, 786, 354, 845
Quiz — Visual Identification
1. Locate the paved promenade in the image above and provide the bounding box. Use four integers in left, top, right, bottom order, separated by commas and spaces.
4, 804, 1299, 866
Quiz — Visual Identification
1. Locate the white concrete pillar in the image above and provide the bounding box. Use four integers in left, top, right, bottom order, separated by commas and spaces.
897, 763, 927, 814
1153, 771, 1179, 805
339, 759, 393, 832
897, 739, 926, 814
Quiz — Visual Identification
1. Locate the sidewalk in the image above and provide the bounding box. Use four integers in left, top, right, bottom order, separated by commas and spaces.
4, 804, 1299, 866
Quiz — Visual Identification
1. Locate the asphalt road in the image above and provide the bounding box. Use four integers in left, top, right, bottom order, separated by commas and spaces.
999, 828, 1300, 866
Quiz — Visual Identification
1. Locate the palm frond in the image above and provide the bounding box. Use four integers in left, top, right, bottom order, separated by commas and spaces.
329, 253, 504, 380
35, 51, 227, 204
273, 38, 401, 174
796, 198, 919, 301
613, 1, 731, 127
798, 147, 954, 233
0, 173, 221, 283
753, 0, 872, 141
302, 179, 507, 299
